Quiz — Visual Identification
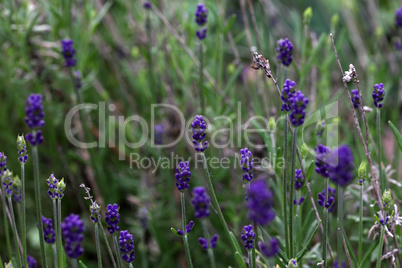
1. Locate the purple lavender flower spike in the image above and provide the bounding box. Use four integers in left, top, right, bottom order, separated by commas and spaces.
210, 234, 219, 249
294, 169, 304, 190
259, 238, 279, 257
27, 255, 38, 268
372, 83, 385, 109
175, 161, 191, 192
247, 180, 275, 225
12, 176, 22, 202
318, 186, 336, 212
315, 144, 331, 178
47, 173, 58, 199
2, 169, 13, 198
90, 202, 101, 223
119, 230, 135, 263
195, 4, 208, 26
186, 221, 194, 233
73, 71, 82, 90
25, 94, 45, 146
17, 135, 28, 164
191, 115, 209, 152
143, 1, 152, 9
41, 216, 56, 244
328, 145, 355, 187
289, 90, 309, 127
61, 214, 84, 258
351, 89, 360, 109
138, 207, 148, 229
192, 187, 210, 218
276, 38, 293, 66
105, 203, 121, 234
61, 39, 76, 67
196, 28, 208, 40
240, 148, 254, 181
241, 225, 256, 250
395, 41, 402, 50
280, 79, 296, 112
0, 152, 6, 176
198, 237, 208, 250
396, 7, 402, 27
154, 124, 164, 145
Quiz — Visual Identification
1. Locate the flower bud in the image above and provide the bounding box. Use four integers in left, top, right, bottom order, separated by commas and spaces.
268, 117, 276, 133
358, 161, 367, 184
382, 189, 392, 211
300, 143, 309, 159
303, 7, 313, 25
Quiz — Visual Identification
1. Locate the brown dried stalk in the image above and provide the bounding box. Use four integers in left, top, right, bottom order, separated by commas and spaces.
329, 34, 382, 207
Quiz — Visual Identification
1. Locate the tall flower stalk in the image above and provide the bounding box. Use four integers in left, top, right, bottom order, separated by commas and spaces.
0, 153, 12, 260
105, 203, 122, 268
3, 169, 22, 267
25, 93, 47, 267
17, 135, 28, 268
195, 4, 208, 114
358, 162, 367, 262
328, 145, 354, 266
372, 83, 385, 191
175, 161, 194, 268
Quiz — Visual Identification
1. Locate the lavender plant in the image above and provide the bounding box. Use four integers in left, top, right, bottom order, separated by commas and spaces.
195, 4, 208, 113
24, 93, 47, 267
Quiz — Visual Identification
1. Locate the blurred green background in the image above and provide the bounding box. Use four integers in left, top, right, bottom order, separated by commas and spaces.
0, 0, 401, 267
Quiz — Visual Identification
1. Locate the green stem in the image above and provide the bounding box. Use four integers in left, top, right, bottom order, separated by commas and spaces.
95, 223, 103, 268
248, 250, 253, 268
377, 109, 386, 191
53, 199, 59, 268
8, 197, 21, 267
57, 199, 63, 268
202, 219, 216, 268
141, 230, 147, 268
358, 184, 363, 263
113, 235, 123, 268
252, 222, 257, 268
200, 153, 237, 260
283, 115, 290, 256
1, 183, 12, 260
180, 192, 193, 268
323, 178, 328, 268
376, 226, 385, 268
199, 42, 205, 115
337, 186, 344, 264
21, 164, 28, 268
33, 146, 48, 267
289, 127, 297, 257
129, 263, 134, 268
52, 244, 58, 268
71, 258, 77, 268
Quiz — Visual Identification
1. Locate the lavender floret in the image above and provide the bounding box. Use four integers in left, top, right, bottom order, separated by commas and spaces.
294, 169, 304, 190
280, 79, 296, 112
175, 161, 191, 192
198, 237, 208, 250
289, 90, 309, 127
195, 4, 208, 26
241, 225, 256, 250
240, 148, 254, 181
210, 234, 219, 249
61, 39, 76, 67
318, 186, 336, 212
119, 230, 135, 263
41, 216, 56, 244
351, 89, 360, 109
61, 214, 84, 258
328, 145, 355, 187
247, 180, 275, 225
315, 144, 331, 178
259, 238, 279, 257
105, 203, 121, 234
191, 115, 209, 152
276, 38, 293, 66
25, 94, 45, 146
192, 187, 210, 219
372, 83, 385, 109
396, 7, 402, 28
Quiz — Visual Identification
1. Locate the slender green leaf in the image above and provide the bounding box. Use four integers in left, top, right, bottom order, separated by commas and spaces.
388, 121, 402, 151
341, 227, 358, 266
89, 1, 114, 35
224, 14, 237, 34
230, 231, 246, 267
78, 260, 88, 268
360, 238, 379, 267
296, 220, 320, 261
306, 161, 314, 180
235, 251, 246, 268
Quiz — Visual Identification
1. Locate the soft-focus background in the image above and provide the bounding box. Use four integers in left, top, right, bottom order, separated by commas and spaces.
0, 0, 401, 267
